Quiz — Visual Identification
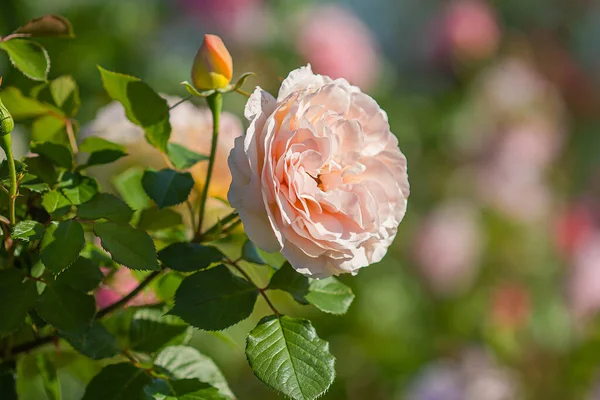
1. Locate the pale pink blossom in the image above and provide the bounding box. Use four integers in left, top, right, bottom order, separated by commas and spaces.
569, 234, 600, 322
228, 65, 409, 277
95, 268, 158, 309
296, 5, 380, 91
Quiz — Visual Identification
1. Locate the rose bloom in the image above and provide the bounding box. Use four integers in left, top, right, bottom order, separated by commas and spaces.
228, 65, 409, 277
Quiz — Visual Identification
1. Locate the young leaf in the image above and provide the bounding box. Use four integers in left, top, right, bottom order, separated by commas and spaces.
77, 193, 133, 223
30, 141, 72, 168
56, 256, 103, 292
305, 278, 355, 315
59, 173, 99, 205
241, 240, 267, 265
59, 320, 120, 360
31, 115, 68, 145
98, 66, 171, 152
0, 269, 38, 335
246, 315, 335, 400
267, 263, 310, 305
36, 282, 95, 334
79, 137, 127, 168
12, 220, 45, 242
169, 265, 258, 330
82, 363, 152, 400
144, 378, 226, 400
41, 190, 71, 217
15, 15, 74, 38
0, 39, 50, 81
35, 354, 60, 400
49, 75, 80, 116
158, 242, 223, 272
167, 143, 209, 170
0, 86, 53, 118
154, 345, 234, 399
142, 169, 194, 209
94, 221, 160, 270
129, 308, 190, 353
137, 207, 183, 231
40, 220, 85, 273
113, 167, 152, 210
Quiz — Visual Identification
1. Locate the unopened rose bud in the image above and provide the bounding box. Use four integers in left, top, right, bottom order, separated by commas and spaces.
191, 34, 233, 90
0, 98, 14, 137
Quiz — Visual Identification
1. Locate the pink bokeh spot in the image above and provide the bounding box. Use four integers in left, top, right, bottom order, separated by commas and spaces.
95, 268, 158, 310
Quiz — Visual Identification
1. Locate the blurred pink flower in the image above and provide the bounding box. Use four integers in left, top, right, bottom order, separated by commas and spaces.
569, 234, 600, 322
296, 5, 380, 90
490, 283, 531, 330
555, 205, 594, 257
95, 268, 158, 309
414, 201, 483, 296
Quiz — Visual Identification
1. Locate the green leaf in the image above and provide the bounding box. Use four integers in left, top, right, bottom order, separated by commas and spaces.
0, 361, 17, 400
113, 167, 152, 210
0, 160, 26, 184
232, 72, 256, 90
98, 66, 171, 152
166, 143, 209, 170
41, 190, 71, 217
169, 265, 258, 330
305, 278, 355, 315
144, 379, 226, 400
49, 75, 80, 116
59, 173, 99, 205
19, 173, 50, 193
0, 39, 50, 81
35, 354, 60, 400
59, 320, 120, 360
30, 141, 72, 168
94, 221, 160, 270
0, 269, 38, 335
246, 315, 335, 400
56, 256, 103, 292
0, 86, 53, 119
31, 115, 68, 145
36, 282, 96, 334
137, 207, 183, 231
142, 169, 194, 209
12, 220, 45, 242
82, 363, 152, 400
24, 155, 57, 184
268, 263, 310, 305
15, 15, 74, 38
129, 308, 190, 353
40, 220, 85, 273
241, 240, 267, 265
180, 81, 214, 98
79, 137, 128, 168
77, 193, 133, 222
158, 243, 223, 272
154, 345, 233, 399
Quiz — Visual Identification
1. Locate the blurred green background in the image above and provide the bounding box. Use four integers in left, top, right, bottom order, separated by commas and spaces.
4, 0, 600, 399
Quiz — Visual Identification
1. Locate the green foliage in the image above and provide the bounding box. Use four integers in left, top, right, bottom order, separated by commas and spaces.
35, 354, 60, 400
41, 190, 71, 217
12, 220, 45, 242
137, 207, 183, 231
267, 262, 310, 305
142, 169, 195, 209
305, 278, 355, 315
246, 315, 335, 400
40, 220, 85, 273
166, 143, 209, 170
60, 320, 120, 360
79, 137, 128, 168
77, 193, 133, 222
35, 282, 96, 334
94, 221, 160, 271
129, 308, 190, 353
145, 378, 226, 400
82, 363, 152, 400
241, 239, 267, 265
30, 141, 72, 168
0, 39, 50, 81
158, 242, 223, 272
0, 361, 17, 400
60, 173, 99, 205
169, 265, 258, 330
0, 269, 38, 335
113, 167, 152, 210
15, 15, 74, 38
56, 256, 103, 292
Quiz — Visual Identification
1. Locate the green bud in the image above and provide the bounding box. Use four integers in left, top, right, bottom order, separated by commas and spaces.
0, 98, 14, 137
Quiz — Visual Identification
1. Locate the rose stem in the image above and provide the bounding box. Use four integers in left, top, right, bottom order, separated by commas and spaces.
0, 134, 17, 226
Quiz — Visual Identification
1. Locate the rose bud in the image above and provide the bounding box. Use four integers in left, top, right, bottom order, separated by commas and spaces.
191, 34, 233, 90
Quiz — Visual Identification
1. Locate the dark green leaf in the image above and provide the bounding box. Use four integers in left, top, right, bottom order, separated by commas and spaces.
79, 137, 128, 168
23, 155, 57, 184
305, 278, 354, 315
268, 263, 310, 305
56, 257, 103, 292
0, 39, 50, 81
15, 15, 74, 38
19, 173, 50, 193
49, 75, 80, 116
129, 308, 190, 353
166, 143, 209, 170
36, 282, 95, 334
241, 240, 267, 265
0, 159, 26, 185
0, 86, 53, 119
0, 269, 38, 335
59, 320, 120, 360
154, 345, 233, 399
82, 363, 152, 400
12, 220, 45, 242
246, 315, 335, 400
144, 378, 226, 400
60, 173, 99, 205
142, 169, 194, 209
169, 265, 258, 330
0, 361, 17, 400
158, 242, 222, 272
98, 66, 171, 152
40, 220, 85, 273
113, 167, 152, 210
35, 354, 60, 400
77, 193, 133, 222
137, 207, 183, 231
30, 142, 72, 168
41, 190, 71, 217
94, 221, 160, 270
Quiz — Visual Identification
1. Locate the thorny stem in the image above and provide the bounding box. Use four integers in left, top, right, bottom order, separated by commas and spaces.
0, 134, 17, 226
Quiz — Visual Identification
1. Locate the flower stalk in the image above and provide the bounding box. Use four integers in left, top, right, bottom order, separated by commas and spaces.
0, 90, 17, 226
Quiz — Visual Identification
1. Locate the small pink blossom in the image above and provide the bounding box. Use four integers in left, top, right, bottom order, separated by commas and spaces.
95, 268, 158, 310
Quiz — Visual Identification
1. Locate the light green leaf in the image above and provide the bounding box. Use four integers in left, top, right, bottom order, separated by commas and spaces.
60, 174, 99, 205
246, 315, 335, 400
305, 278, 354, 315
241, 239, 267, 265
49, 75, 80, 116
82, 363, 152, 400
56, 256, 103, 292
142, 169, 194, 209
41, 190, 71, 217
267, 263, 310, 305
169, 265, 258, 330
154, 345, 233, 399
94, 221, 160, 270
98, 66, 171, 152
158, 242, 223, 272
31, 115, 68, 145
0, 39, 50, 81
19, 173, 50, 193
0, 86, 54, 119
35, 354, 60, 400
59, 320, 120, 360
113, 167, 152, 210
15, 15, 74, 38
166, 143, 209, 170
137, 207, 183, 231
232, 72, 256, 90
180, 81, 214, 98
40, 220, 85, 273
36, 282, 95, 334
12, 220, 45, 242
129, 308, 190, 353
79, 137, 128, 168
77, 193, 133, 222
0, 269, 38, 335
144, 379, 226, 400
30, 141, 72, 169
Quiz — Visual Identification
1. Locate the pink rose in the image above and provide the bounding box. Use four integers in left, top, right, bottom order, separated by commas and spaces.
228, 65, 409, 277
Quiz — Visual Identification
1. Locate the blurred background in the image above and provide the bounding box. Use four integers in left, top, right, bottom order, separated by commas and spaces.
3, 0, 600, 399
